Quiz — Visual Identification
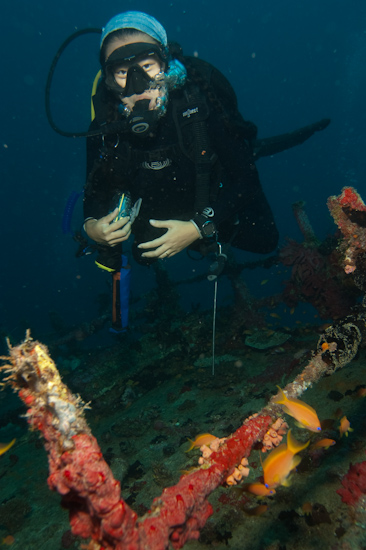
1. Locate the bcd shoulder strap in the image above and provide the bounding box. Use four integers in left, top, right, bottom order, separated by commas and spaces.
171, 85, 214, 213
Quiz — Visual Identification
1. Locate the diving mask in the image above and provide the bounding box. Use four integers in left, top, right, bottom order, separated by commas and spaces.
103, 42, 167, 93
116, 60, 187, 135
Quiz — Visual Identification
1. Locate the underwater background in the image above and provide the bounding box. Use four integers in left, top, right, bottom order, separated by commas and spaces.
1, 1, 366, 549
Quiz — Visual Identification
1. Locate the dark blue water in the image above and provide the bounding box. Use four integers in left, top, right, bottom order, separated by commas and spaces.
1, 1, 365, 342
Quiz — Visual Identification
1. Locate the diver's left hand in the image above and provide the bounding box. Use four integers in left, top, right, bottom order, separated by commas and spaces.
138, 219, 200, 259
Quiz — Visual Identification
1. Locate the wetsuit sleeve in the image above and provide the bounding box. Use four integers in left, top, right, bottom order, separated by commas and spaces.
253, 118, 331, 159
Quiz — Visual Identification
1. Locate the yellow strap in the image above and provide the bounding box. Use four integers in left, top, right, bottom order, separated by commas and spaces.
95, 260, 116, 273
91, 70, 102, 121
113, 193, 125, 222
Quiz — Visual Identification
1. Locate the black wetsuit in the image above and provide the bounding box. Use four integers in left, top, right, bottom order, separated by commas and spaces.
84, 60, 329, 268
84, 86, 279, 267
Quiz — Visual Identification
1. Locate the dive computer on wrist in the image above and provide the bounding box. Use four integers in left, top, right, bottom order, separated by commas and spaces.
191, 210, 216, 238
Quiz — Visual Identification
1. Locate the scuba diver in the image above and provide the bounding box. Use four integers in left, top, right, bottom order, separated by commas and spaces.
49, 11, 330, 332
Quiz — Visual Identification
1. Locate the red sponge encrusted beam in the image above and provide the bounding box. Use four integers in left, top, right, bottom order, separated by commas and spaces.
0, 333, 271, 550
138, 414, 271, 550
47, 433, 139, 548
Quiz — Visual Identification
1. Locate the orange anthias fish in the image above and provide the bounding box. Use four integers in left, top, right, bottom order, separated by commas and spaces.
243, 482, 276, 497
269, 313, 281, 319
186, 433, 217, 452
0, 439, 16, 457
244, 504, 268, 516
310, 438, 336, 450
301, 502, 313, 515
339, 416, 353, 437
263, 429, 309, 489
273, 386, 321, 433
1, 535, 15, 546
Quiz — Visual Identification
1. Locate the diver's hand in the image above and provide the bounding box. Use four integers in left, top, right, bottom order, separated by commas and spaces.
84, 208, 132, 246
138, 219, 201, 259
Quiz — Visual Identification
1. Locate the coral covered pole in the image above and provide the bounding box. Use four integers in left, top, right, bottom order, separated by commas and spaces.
292, 200, 319, 245
264, 309, 366, 419
327, 186, 366, 275
0, 332, 139, 549
0, 332, 271, 550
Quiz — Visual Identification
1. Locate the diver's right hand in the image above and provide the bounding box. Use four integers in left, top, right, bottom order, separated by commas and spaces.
84, 208, 132, 246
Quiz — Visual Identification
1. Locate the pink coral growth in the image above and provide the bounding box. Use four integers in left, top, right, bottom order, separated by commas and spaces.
328, 186, 366, 274
198, 438, 251, 486
278, 194, 363, 318
337, 459, 366, 507
261, 418, 289, 452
